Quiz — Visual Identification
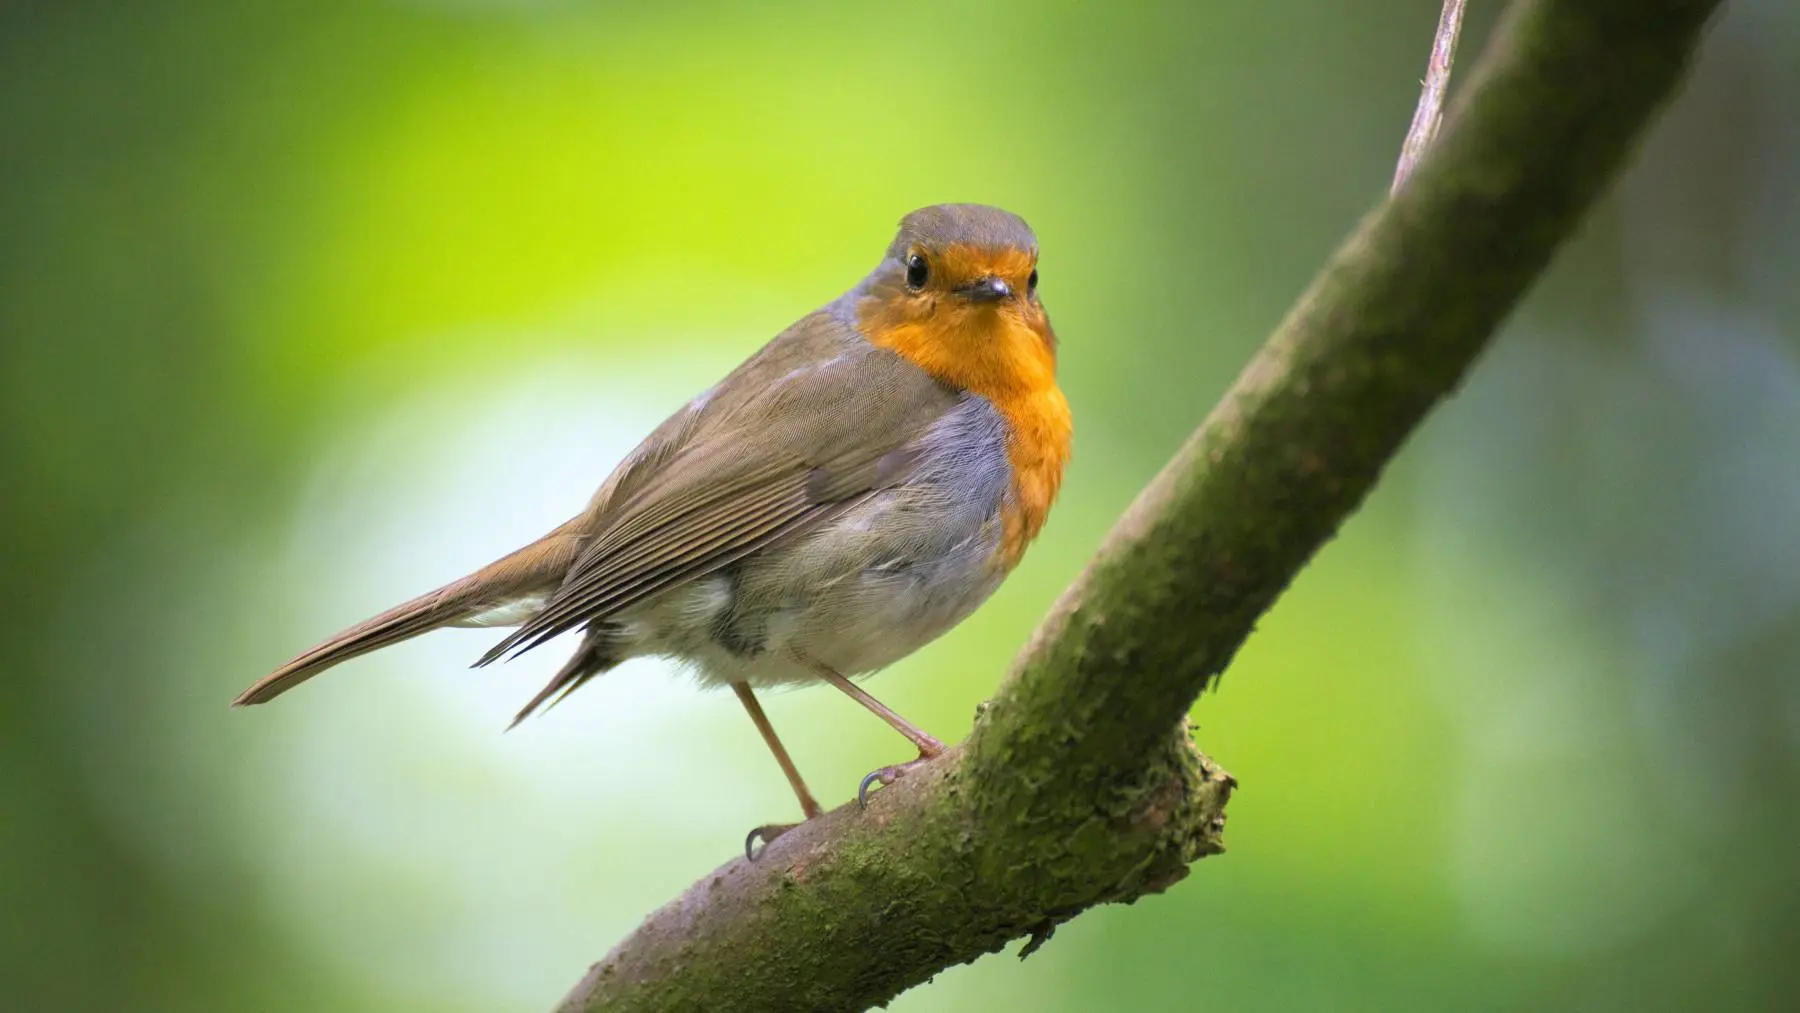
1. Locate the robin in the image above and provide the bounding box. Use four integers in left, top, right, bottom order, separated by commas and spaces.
234, 204, 1072, 847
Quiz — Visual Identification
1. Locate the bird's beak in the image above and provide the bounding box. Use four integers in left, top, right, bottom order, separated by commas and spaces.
956, 276, 1013, 303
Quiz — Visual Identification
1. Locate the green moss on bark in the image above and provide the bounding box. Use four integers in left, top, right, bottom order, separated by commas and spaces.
557, 739, 1231, 1013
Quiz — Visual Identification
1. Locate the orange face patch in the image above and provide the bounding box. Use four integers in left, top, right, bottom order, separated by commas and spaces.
932, 243, 1037, 293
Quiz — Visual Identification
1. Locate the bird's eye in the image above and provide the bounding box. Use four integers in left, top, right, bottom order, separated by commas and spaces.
905, 253, 929, 290
1027, 268, 1039, 293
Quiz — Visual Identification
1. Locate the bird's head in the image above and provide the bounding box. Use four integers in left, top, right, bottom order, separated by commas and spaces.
857, 204, 1057, 398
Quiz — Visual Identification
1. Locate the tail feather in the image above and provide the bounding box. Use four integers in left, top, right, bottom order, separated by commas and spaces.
233, 525, 585, 707
506, 631, 618, 729
233, 588, 473, 706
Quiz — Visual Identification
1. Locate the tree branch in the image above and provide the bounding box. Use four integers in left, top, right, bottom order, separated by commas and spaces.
557, 1, 1722, 1009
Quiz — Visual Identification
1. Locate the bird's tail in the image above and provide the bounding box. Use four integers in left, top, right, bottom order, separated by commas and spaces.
232, 524, 586, 706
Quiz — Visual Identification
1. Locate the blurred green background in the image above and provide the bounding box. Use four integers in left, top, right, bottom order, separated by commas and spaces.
4, 2, 1798, 1010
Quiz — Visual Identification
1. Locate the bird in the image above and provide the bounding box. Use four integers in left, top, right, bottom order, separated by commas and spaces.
234, 203, 1072, 846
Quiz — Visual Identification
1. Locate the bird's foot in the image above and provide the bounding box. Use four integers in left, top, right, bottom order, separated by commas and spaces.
743, 795, 825, 861
857, 752, 937, 809
744, 822, 799, 861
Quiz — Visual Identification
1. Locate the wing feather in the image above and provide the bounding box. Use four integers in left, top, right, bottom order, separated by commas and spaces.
475, 313, 962, 668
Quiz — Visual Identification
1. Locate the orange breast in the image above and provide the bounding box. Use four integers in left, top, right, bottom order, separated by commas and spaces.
994, 384, 1073, 568
860, 297, 1072, 571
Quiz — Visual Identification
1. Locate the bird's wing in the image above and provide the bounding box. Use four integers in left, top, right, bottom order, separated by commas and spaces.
476, 310, 960, 666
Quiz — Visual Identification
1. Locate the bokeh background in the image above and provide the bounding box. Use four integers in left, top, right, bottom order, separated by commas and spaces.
5, 2, 1798, 1010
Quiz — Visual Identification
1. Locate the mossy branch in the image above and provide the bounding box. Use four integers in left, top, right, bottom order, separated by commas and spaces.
556, 2, 1722, 1010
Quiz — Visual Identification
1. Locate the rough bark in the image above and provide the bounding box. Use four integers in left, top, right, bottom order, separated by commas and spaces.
557, 1, 1723, 1010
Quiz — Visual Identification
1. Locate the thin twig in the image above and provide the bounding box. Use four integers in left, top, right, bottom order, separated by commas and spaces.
1394, 0, 1470, 191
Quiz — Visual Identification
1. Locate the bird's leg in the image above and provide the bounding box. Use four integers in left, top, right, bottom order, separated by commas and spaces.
812, 665, 945, 755
810, 664, 945, 807
733, 682, 823, 860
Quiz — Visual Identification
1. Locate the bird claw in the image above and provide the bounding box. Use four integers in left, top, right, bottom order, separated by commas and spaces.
744, 822, 798, 861
857, 755, 932, 809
